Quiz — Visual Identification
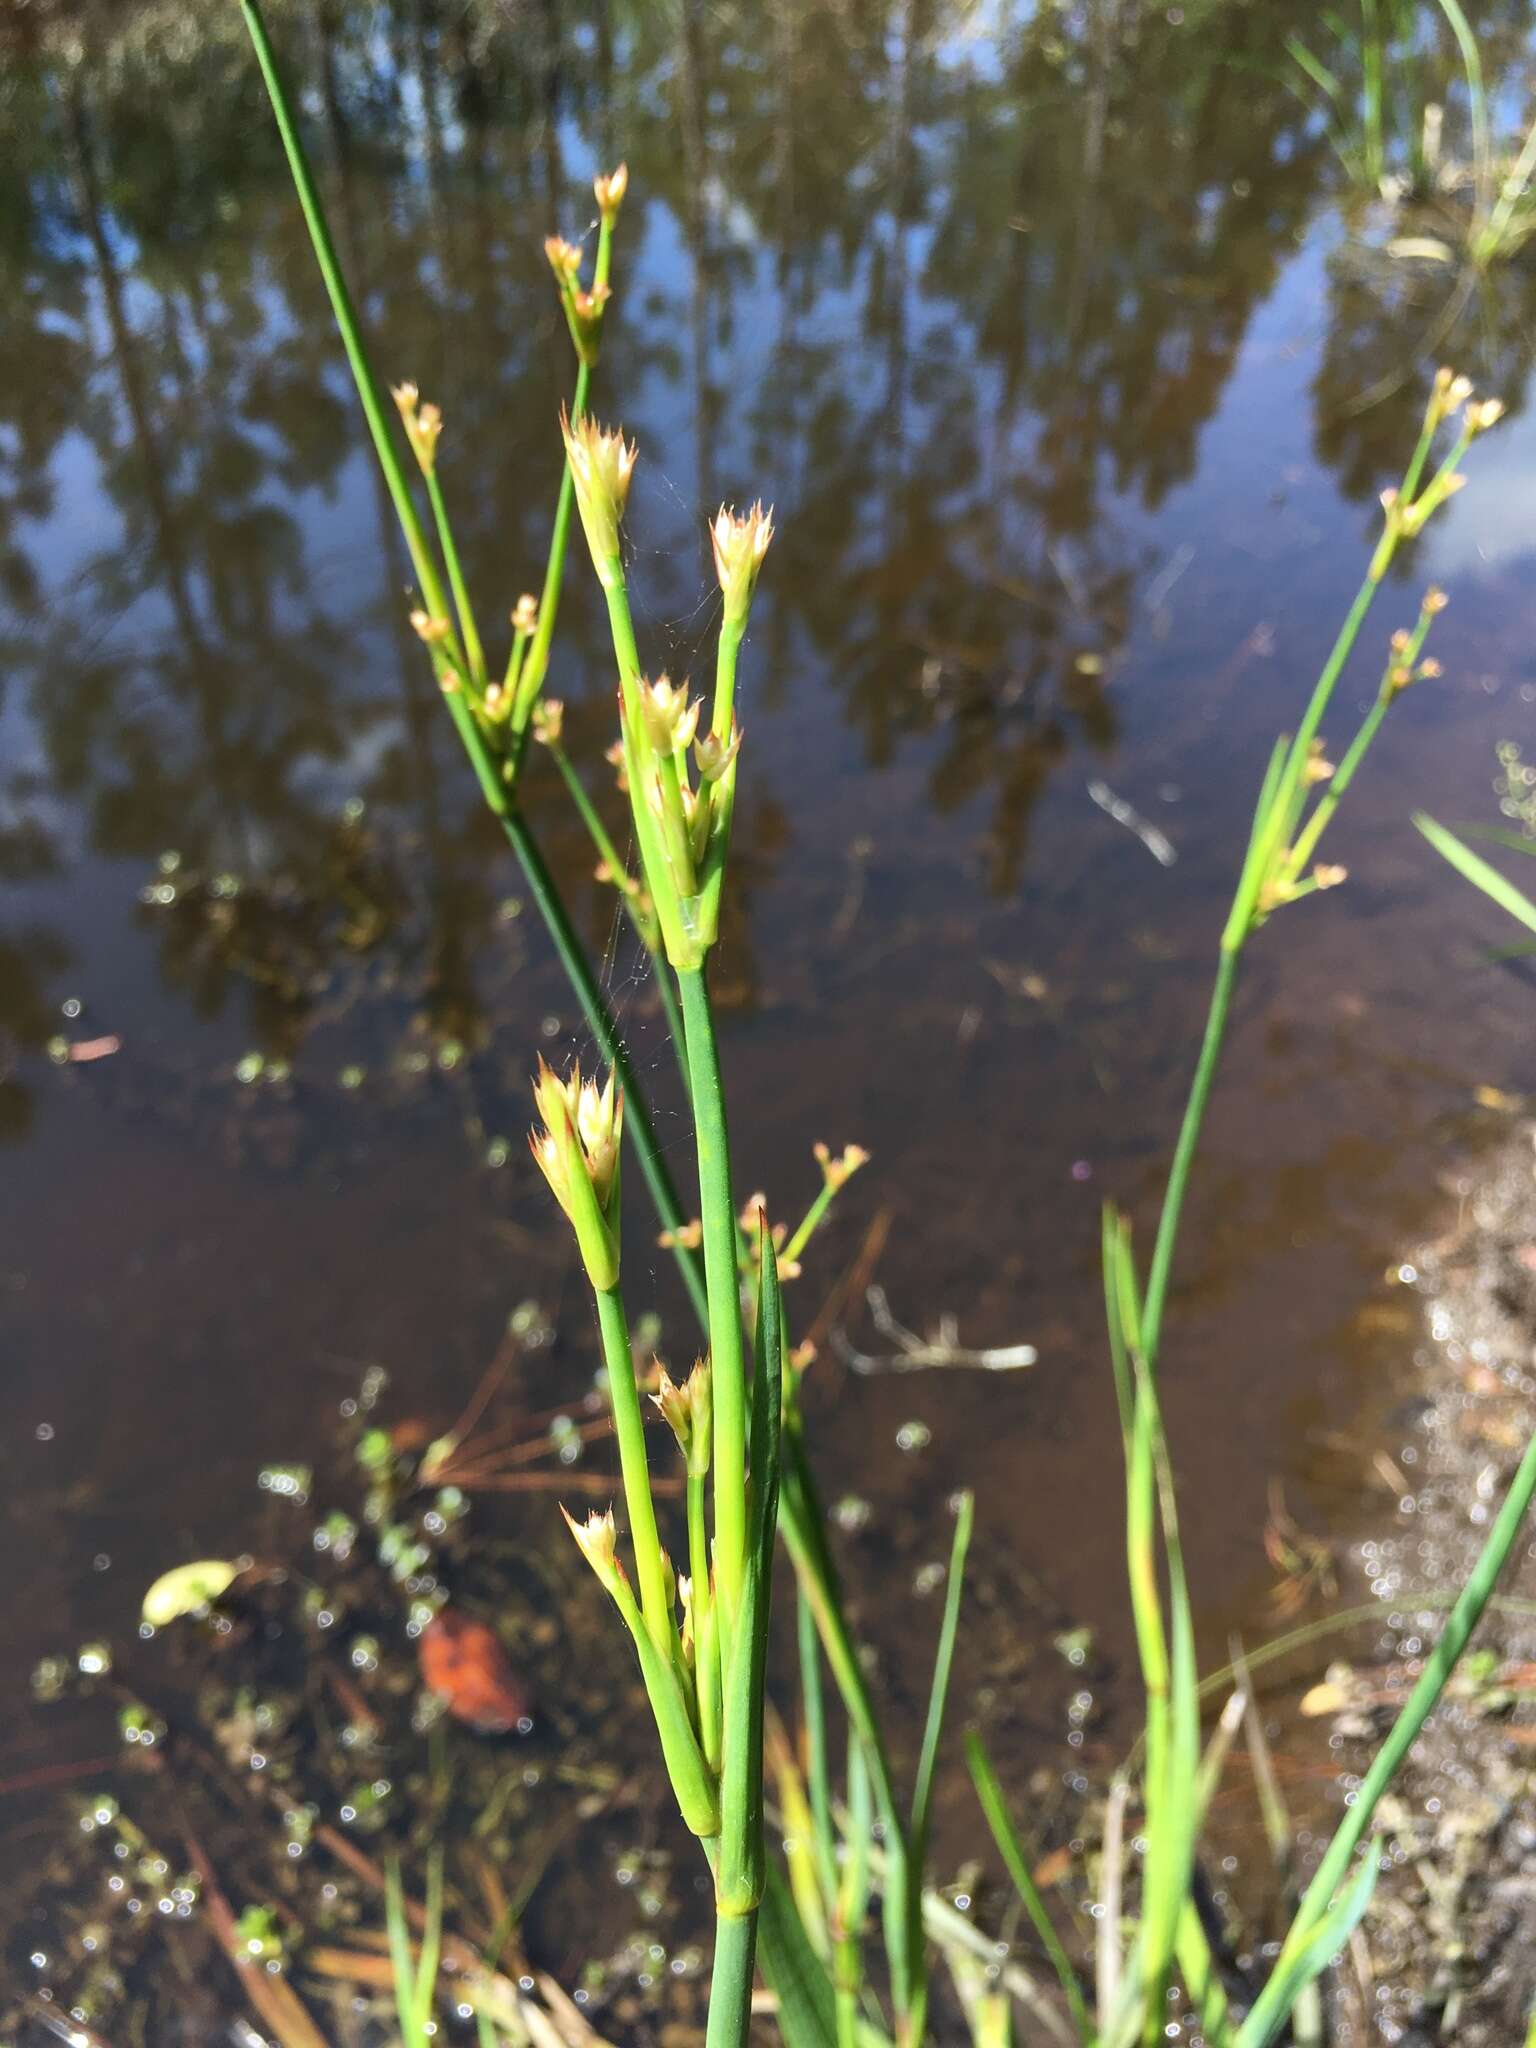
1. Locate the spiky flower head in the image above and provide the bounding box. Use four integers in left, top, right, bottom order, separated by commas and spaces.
640, 675, 701, 756
710, 502, 774, 628
530, 1058, 623, 1290
531, 698, 564, 747
695, 722, 742, 784
1303, 740, 1334, 786
1400, 470, 1466, 537
562, 411, 637, 580
560, 1505, 624, 1598
392, 382, 442, 475
594, 163, 629, 223
512, 593, 539, 636
410, 609, 453, 645
544, 236, 583, 283
814, 1141, 871, 1192
650, 1357, 712, 1476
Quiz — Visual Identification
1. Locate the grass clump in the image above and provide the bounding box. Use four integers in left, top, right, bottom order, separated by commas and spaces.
62, 8, 1519, 2043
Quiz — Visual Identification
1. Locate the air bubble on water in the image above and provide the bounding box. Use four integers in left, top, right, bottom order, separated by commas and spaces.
62, 998, 82, 1020
36, 1423, 54, 1442
896, 1420, 930, 1453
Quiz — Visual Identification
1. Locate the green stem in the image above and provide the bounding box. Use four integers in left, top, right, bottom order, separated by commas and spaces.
424, 468, 487, 683
1285, 689, 1392, 879
594, 1283, 673, 1657
1140, 943, 1240, 1371
688, 1468, 720, 1766
514, 360, 591, 724
705, 1909, 759, 2048
1243, 1415, 1536, 2042
1477, 111, 1536, 263
546, 739, 658, 943
239, 0, 462, 666
782, 1177, 839, 1273
678, 964, 749, 1626
798, 1585, 839, 1913
513, 204, 614, 724
778, 1427, 915, 2021
541, 742, 690, 1061
501, 809, 708, 1326
698, 615, 745, 941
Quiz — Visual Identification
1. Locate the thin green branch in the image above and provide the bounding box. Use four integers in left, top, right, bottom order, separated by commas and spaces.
678, 965, 749, 1628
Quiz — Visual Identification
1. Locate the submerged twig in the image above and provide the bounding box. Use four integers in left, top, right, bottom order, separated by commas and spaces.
832, 1285, 1037, 1374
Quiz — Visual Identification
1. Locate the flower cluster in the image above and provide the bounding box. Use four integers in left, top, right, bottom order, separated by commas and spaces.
528, 1058, 624, 1291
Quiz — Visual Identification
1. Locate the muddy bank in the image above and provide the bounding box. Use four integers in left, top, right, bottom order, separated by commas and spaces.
1316, 1123, 1536, 2042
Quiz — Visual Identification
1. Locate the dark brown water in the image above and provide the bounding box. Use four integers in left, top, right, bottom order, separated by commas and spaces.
8, 0, 1536, 2016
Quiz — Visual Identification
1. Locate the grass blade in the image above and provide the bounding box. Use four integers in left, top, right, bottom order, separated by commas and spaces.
966, 1733, 1093, 2042
1416, 813, 1536, 935
1096, 1776, 1129, 2022
903, 1489, 975, 2041
799, 1584, 840, 1916
758, 1855, 841, 2048
1233, 1851, 1380, 2048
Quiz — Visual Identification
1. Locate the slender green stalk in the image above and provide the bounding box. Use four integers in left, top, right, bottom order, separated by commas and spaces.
708, 1232, 786, 2044
592, 1283, 673, 1656
502, 810, 709, 1325
834, 1734, 873, 2048
239, 0, 713, 1327
1139, 945, 1238, 1370
678, 964, 749, 1626
1287, 696, 1391, 879
698, 610, 746, 938
705, 1911, 759, 2048
903, 1493, 974, 2046
781, 1154, 866, 1273
1362, 0, 1384, 187
513, 190, 618, 729
799, 1587, 840, 1913
1416, 814, 1536, 935
692, 1470, 722, 1770
1475, 112, 1536, 264
240, 2, 468, 675
779, 1427, 916, 2022
1434, 0, 1491, 220
966, 1736, 1093, 2043
1150, 397, 1464, 1365
424, 467, 487, 683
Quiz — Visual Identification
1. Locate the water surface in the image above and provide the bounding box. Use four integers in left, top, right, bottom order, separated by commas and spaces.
7, 0, 1536, 1987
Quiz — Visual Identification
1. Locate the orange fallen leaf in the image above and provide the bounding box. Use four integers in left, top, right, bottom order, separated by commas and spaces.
418, 1609, 532, 1734
67, 1036, 121, 1063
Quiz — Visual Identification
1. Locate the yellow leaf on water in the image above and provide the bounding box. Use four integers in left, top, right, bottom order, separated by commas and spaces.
1299, 1680, 1351, 1718
1386, 235, 1454, 262
1474, 1084, 1523, 1113
141, 1559, 240, 1627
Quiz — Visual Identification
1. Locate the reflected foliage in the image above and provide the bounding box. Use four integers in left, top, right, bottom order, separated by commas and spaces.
4, 0, 1535, 1109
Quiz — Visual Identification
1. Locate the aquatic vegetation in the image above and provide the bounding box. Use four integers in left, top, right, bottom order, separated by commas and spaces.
1289, 0, 1536, 265
9, 3, 1514, 2042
